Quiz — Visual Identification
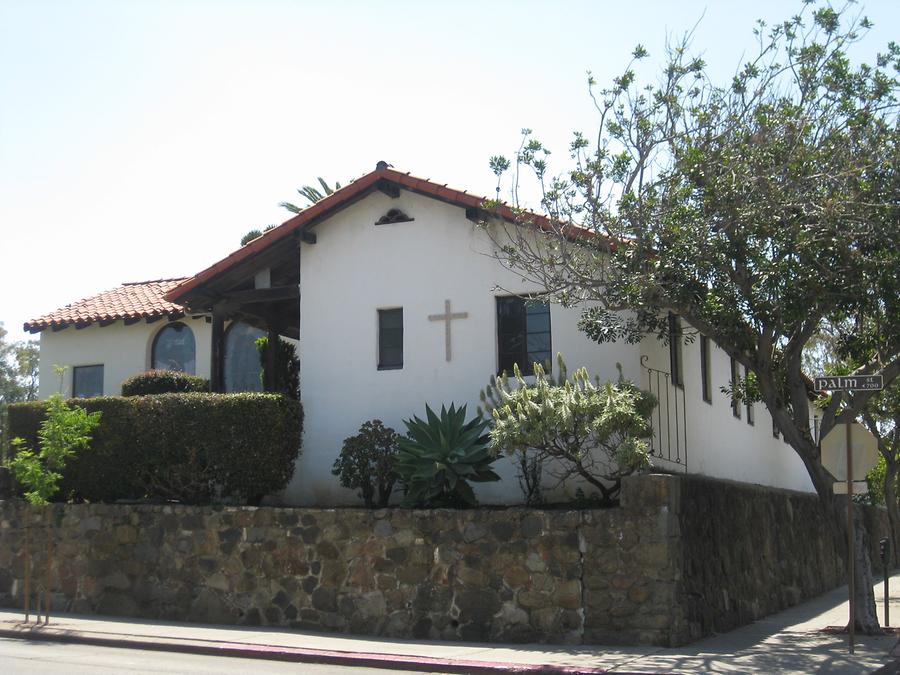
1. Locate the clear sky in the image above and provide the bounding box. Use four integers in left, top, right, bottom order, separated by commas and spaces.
1, 0, 897, 344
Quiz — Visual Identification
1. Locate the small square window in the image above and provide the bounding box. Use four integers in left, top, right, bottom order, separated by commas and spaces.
73, 365, 103, 398
378, 308, 403, 370
699, 335, 712, 404
668, 313, 683, 388
744, 365, 754, 425
730, 357, 741, 419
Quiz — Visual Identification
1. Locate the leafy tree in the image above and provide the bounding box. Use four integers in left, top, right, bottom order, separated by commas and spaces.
480, 355, 654, 506
856, 380, 900, 565
1, 324, 39, 458
15, 341, 39, 402
240, 224, 276, 247
9, 394, 101, 506
487, 3, 899, 631
280, 177, 342, 214
332, 420, 400, 508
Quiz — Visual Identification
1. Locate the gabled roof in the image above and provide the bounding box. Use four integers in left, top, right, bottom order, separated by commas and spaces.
166, 163, 606, 304
24, 278, 189, 333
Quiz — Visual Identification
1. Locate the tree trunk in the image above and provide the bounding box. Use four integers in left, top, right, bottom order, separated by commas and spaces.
840, 497, 882, 634
790, 439, 882, 632
853, 505, 880, 632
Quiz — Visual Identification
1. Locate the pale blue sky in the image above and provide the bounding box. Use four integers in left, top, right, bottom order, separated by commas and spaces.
2, 0, 897, 344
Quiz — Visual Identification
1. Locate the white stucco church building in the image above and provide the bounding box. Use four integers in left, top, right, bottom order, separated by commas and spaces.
25, 162, 815, 504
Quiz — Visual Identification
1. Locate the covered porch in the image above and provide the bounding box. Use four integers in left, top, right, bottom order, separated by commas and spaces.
166, 227, 309, 393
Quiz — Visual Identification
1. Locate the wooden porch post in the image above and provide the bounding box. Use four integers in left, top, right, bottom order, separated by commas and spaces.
265, 325, 279, 393
211, 306, 225, 392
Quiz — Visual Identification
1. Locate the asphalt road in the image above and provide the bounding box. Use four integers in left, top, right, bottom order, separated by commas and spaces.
0, 637, 433, 674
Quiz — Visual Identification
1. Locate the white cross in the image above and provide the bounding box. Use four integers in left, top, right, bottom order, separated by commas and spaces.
428, 299, 468, 362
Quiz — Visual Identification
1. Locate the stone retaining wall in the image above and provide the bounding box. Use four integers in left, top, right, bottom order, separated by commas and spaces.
0, 474, 887, 646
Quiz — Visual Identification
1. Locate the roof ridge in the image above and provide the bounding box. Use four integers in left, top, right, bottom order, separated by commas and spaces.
121, 277, 189, 286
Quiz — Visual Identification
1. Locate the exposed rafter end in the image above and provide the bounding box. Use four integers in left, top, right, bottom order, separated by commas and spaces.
465, 207, 486, 223
376, 179, 400, 198
299, 228, 317, 245
98, 318, 117, 327
51, 323, 69, 332
145, 315, 164, 324
123, 317, 141, 326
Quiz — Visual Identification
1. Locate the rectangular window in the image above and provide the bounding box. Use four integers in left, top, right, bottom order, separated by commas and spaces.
668, 313, 683, 388
700, 335, 712, 404
730, 357, 741, 419
72, 365, 103, 398
744, 365, 754, 425
496, 296, 551, 376
377, 308, 403, 370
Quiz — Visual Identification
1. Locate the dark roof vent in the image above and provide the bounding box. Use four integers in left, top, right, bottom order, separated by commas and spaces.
376, 160, 391, 171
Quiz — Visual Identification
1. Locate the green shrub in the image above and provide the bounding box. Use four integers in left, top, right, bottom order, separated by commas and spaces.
7, 393, 302, 505
332, 420, 399, 508
121, 369, 210, 396
256, 337, 300, 399
394, 404, 500, 508
480, 355, 654, 506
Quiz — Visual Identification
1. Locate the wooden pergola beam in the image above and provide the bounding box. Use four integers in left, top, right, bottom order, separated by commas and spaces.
217, 285, 299, 307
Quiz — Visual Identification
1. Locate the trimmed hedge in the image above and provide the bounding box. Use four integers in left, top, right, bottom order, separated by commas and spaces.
121, 369, 210, 396
7, 393, 302, 505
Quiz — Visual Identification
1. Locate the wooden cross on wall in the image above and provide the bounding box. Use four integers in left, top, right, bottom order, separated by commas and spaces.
428, 299, 468, 362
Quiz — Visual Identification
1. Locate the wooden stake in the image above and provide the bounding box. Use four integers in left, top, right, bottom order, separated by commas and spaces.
847, 421, 855, 655
23, 512, 30, 623
44, 509, 52, 625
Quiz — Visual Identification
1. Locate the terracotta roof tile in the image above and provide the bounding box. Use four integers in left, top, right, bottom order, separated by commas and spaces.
167, 165, 611, 303
24, 278, 189, 333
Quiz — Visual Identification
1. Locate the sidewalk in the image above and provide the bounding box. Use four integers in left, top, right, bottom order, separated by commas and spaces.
2, 578, 899, 674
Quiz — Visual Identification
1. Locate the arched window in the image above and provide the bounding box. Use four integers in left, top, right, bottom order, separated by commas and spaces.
151, 322, 196, 374
224, 321, 265, 392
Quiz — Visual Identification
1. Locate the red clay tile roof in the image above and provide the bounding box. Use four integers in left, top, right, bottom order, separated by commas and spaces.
167, 164, 610, 303
24, 278, 189, 333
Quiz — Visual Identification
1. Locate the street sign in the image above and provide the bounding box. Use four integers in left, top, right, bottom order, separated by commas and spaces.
821, 422, 880, 481
814, 375, 884, 392
833, 481, 869, 495
812, 372, 887, 656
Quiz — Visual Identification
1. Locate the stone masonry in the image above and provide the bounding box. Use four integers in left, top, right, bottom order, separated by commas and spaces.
0, 474, 887, 646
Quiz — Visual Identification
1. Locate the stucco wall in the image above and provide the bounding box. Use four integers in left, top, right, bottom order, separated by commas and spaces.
638, 336, 813, 493
37, 317, 213, 399
295, 190, 639, 506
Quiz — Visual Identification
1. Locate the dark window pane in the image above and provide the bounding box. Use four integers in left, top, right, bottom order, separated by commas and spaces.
730, 357, 741, 419
668, 313, 683, 388
499, 332, 525, 355
497, 296, 551, 376
497, 297, 525, 334
527, 333, 551, 353
700, 335, 712, 403
224, 321, 266, 392
152, 322, 196, 374
73, 365, 103, 398
525, 305, 550, 333
378, 308, 403, 369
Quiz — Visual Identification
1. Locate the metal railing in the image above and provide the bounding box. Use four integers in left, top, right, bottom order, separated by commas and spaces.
640, 355, 688, 470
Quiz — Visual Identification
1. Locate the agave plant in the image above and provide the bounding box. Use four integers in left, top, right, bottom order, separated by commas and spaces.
395, 403, 500, 508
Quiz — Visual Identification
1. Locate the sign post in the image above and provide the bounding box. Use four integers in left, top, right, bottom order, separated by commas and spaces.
815, 375, 884, 655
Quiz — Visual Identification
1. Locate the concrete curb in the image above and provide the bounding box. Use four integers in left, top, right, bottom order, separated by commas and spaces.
0, 624, 621, 675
